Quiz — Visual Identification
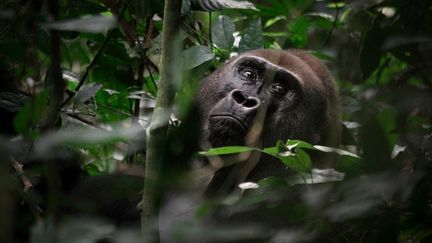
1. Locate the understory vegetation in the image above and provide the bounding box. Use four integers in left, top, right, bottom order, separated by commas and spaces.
0, 0, 431, 242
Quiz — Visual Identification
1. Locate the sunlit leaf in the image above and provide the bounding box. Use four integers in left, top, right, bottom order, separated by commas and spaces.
313, 145, 360, 158
264, 16, 286, 28
238, 182, 259, 190
276, 148, 312, 173
199, 146, 255, 156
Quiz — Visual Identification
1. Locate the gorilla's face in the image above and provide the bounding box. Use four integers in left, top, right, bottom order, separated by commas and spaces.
198, 49, 338, 150
205, 55, 302, 147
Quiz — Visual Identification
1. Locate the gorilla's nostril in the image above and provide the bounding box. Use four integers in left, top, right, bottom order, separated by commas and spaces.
231, 89, 246, 104
244, 97, 260, 108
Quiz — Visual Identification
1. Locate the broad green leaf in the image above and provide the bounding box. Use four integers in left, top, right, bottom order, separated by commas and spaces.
288, 16, 309, 48
262, 146, 279, 155
199, 146, 255, 156
286, 140, 314, 149
182, 45, 215, 70
212, 15, 235, 50
238, 18, 264, 53
277, 148, 312, 173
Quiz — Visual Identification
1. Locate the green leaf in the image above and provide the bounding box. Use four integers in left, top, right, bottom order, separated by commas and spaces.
286, 139, 360, 158
238, 18, 264, 53
211, 15, 235, 50
277, 148, 312, 173
144, 75, 158, 97
264, 16, 286, 29
313, 145, 361, 158
262, 146, 279, 155
182, 45, 215, 70
288, 16, 309, 48
199, 146, 255, 156
286, 140, 314, 149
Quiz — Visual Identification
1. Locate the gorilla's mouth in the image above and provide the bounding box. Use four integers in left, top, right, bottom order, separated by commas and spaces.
209, 114, 248, 132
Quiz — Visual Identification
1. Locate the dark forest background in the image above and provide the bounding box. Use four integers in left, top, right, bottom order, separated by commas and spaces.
0, 0, 431, 242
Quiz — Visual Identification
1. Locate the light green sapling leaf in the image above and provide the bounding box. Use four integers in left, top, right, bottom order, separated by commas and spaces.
199, 146, 255, 156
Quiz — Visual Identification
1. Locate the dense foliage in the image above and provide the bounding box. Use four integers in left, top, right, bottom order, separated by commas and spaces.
0, 0, 431, 242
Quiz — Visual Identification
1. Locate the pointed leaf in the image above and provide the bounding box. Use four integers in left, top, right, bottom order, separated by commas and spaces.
212, 15, 235, 50
182, 45, 215, 70
199, 146, 255, 156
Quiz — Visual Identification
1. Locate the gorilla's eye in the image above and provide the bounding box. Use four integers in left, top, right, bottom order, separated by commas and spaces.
271, 83, 288, 95
239, 67, 259, 82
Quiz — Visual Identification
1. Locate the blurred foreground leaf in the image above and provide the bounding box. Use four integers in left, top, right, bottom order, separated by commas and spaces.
43, 15, 117, 33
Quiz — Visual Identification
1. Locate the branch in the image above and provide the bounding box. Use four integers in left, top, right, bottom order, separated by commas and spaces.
41, 0, 64, 131
321, 0, 340, 49
140, 0, 183, 240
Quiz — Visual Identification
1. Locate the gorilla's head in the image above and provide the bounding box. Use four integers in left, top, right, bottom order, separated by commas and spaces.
197, 49, 341, 195
198, 49, 340, 150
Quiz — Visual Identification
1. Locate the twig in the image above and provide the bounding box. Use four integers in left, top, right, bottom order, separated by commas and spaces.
11, 157, 33, 192
9, 156, 44, 219
321, 0, 340, 49
41, 0, 64, 131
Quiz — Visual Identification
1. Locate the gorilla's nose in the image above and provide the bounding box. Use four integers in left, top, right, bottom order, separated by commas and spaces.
230, 89, 260, 109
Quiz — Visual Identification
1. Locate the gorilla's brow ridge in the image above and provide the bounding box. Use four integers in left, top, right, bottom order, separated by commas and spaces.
233, 55, 303, 85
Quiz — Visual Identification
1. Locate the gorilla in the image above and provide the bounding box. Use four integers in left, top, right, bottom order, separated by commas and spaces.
198, 49, 341, 196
